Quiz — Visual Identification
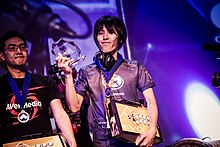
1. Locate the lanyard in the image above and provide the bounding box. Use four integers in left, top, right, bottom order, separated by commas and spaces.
6, 70, 31, 108
99, 53, 123, 97
97, 53, 123, 83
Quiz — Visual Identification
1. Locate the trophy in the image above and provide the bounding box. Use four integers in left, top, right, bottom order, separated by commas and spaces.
51, 38, 86, 68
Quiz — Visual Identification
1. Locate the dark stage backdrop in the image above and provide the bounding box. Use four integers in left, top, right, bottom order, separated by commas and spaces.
122, 0, 220, 146
0, 0, 220, 146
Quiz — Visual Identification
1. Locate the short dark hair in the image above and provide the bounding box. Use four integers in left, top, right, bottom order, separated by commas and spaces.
93, 15, 127, 50
0, 30, 27, 52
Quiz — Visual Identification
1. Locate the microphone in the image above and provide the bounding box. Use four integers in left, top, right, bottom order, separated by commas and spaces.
0, 0, 76, 41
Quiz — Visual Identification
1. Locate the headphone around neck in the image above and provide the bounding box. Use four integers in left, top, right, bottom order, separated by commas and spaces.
93, 51, 116, 71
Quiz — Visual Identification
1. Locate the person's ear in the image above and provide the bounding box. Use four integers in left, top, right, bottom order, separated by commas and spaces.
0, 52, 5, 62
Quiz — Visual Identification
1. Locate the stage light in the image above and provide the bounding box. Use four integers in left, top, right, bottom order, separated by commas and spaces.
210, 3, 220, 30
185, 82, 220, 140
215, 35, 220, 43
147, 43, 152, 50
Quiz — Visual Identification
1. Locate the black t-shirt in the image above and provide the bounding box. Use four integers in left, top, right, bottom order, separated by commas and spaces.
0, 73, 63, 143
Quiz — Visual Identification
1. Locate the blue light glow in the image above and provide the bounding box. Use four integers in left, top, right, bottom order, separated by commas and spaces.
211, 3, 220, 29
185, 82, 220, 140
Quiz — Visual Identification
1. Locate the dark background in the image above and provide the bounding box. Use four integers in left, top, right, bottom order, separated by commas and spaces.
1, 0, 220, 146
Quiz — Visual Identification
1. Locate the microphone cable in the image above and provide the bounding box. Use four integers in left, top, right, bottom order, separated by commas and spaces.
47, 0, 92, 39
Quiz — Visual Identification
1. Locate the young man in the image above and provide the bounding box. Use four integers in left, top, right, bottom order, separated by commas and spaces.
0, 30, 77, 147
56, 15, 159, 147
